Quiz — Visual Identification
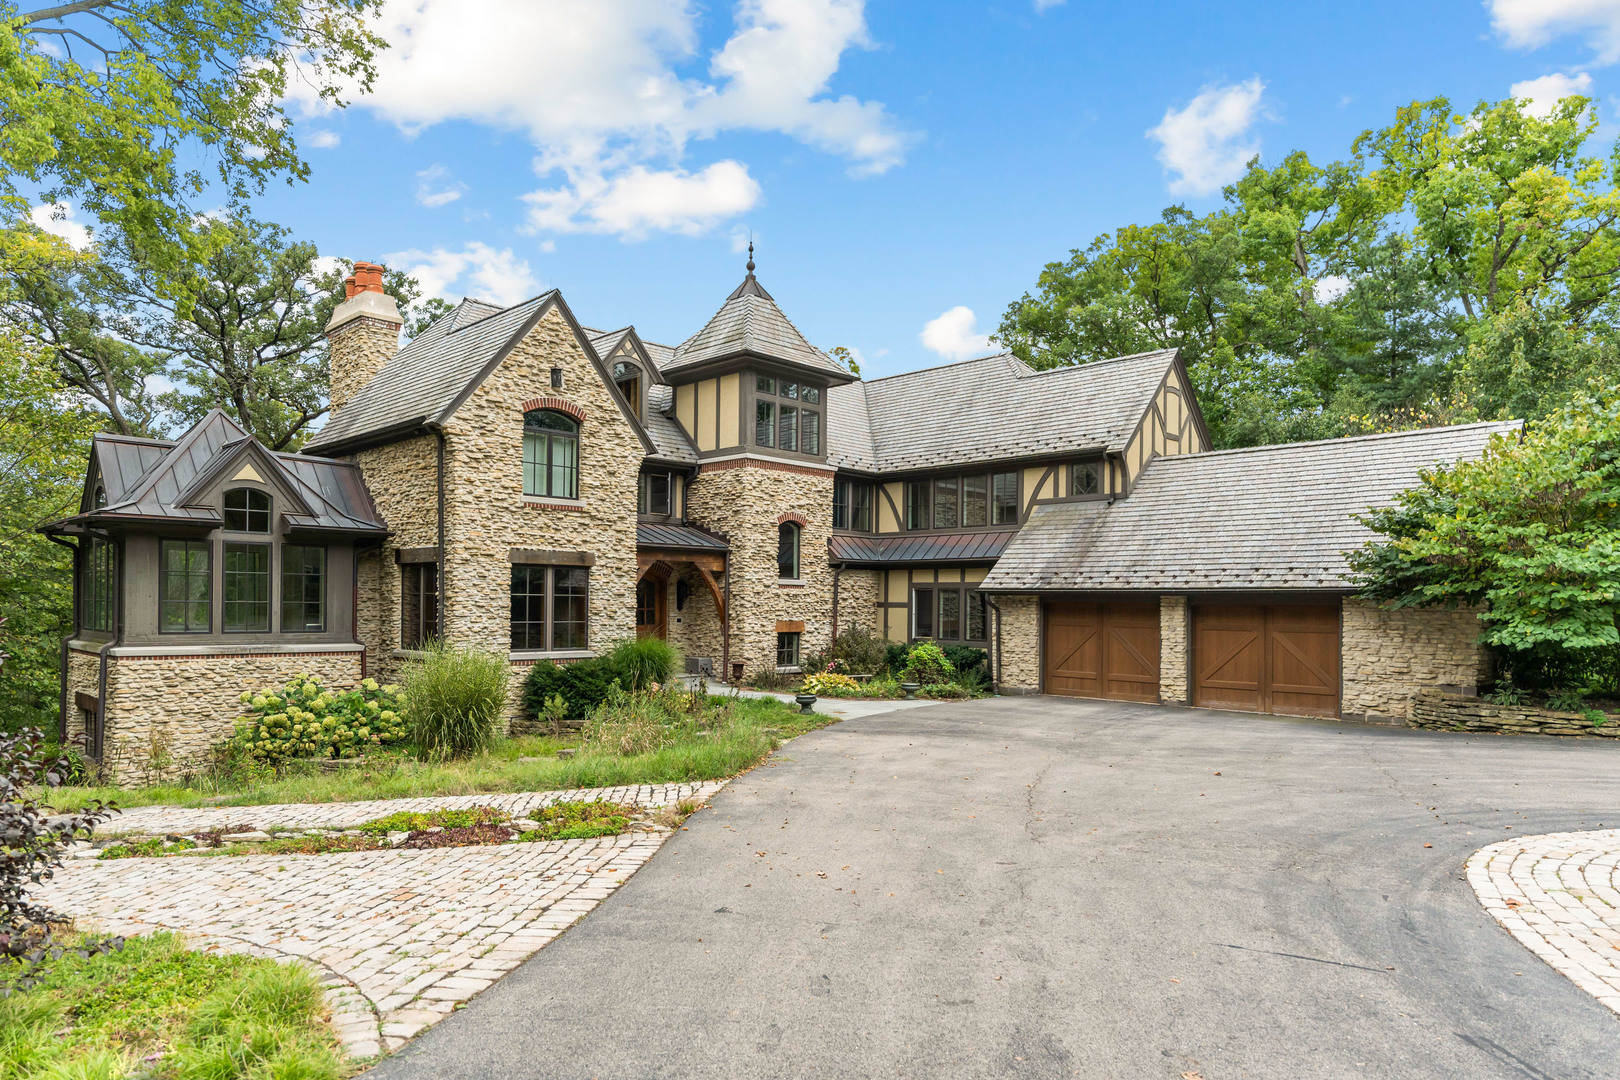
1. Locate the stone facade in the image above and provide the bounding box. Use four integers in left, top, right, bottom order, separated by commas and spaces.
1410, 688, 1619, 737
685, 461, 835, 677
664, 564, 724, 673
101, 649, 363, 785
1341, 598, 1490, 723
65, 648, 102, 744
993, 594, 1041, 694
356, 433, 440, 683
834, 568, 882, 641
1158, 595, 1189, 705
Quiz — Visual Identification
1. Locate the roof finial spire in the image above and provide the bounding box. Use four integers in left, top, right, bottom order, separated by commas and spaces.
746, 237, 755, 276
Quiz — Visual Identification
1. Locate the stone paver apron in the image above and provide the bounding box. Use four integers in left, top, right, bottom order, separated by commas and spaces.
39, 781, 725, 1059
1467, 828, 1620, 1015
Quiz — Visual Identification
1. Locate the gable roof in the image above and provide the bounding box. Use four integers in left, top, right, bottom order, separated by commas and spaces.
663, 272, 852, 383
45, 410, 385, 536
304, 292, 656, 459
584, 325, 697, 465
979, 421, 1523, 593
827, 348, 1189, 474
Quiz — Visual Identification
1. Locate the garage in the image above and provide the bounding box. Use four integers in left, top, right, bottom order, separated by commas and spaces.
1193, 604, 1339, 718
1044, 602, 1159, 702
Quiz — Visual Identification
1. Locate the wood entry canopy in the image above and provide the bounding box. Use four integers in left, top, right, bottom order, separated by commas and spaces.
637, 547, 726, 620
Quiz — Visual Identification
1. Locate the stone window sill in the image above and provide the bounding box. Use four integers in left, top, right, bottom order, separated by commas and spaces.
775, 666, 802, 675
510, 649, 596, 662
523, 496, 586, 512
778, 579, 805, 588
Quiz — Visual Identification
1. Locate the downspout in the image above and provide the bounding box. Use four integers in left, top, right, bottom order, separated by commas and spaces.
986, 597, 1004, 694
45, 533, 78, 744
831, 564, 842, 642
435, 427, 447, 642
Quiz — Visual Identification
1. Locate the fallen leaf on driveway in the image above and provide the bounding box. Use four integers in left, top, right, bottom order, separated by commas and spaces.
1183, 1073, 1204, 1079
1424, 843, 1432, 848
1170, 978, 1181, 984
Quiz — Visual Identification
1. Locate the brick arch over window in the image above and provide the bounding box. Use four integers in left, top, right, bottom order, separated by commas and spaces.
520, 397, 585, 422
777, 511, 808, 527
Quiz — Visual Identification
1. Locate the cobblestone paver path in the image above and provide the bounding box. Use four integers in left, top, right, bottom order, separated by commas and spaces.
1467, 829, 1620, 1015
40, 782, 726, 1059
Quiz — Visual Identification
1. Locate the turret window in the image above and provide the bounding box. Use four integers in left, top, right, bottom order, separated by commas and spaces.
613, 360, 642, 420
523, 410, 580, 499
778, 522, 801, 581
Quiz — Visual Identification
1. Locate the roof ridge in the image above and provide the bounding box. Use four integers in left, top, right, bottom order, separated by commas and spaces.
1145, 420, 1524, 466
861, 351, 1016, 384
443, 291, 555, 336
1012, 348, 1178, 378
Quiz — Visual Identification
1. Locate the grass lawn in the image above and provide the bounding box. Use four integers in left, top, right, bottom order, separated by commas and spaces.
0, 932, 345, 1079
50, 693, 822, 812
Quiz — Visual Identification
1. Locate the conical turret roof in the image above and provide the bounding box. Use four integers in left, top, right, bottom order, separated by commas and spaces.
665, 257, 853, 383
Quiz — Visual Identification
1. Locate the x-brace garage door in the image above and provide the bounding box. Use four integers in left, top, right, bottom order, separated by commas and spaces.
1044, 602, 1160, 702
1193, 604, 1339, 718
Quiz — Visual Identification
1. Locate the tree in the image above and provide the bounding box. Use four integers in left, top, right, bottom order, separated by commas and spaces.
1454, 297, 1620, 423
0, 0, 385, 284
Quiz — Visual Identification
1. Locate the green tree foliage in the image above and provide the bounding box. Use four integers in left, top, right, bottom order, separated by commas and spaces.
0, 341, 95, 732
1349, 384, 1620, 670
0, 0, 385, 284
998, 94, 1620, 445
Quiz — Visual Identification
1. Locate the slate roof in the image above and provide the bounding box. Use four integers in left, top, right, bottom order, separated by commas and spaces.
45, 411, 385, 535
664, 273, 850, 381
828, 529, 1016, 565
636, 523, 729, 551
826, 349, 1184, 473
979, 421, 1522, 593
584, 326, 697, 465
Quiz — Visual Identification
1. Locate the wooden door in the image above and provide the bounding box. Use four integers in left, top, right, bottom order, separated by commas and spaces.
635, 576, 667, 639
1044, 602, 1159, 702
1193, 604, 1339, 717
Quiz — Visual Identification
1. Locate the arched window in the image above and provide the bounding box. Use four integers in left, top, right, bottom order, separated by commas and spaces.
524, 410, 579, 499
223, 487, 271, 532
777, 521, 800, 581
612, 360, 642, 419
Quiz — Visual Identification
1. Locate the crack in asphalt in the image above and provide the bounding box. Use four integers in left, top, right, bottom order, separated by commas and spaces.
1216, 942, 1393, 974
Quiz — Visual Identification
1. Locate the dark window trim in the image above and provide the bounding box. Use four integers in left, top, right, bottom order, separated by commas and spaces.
750, 368, 826, 461
903, 470, 1023, 531
776, 630, 801, 669
909, 583, 991, 646
522, 409, 581, 500
222, 487, 273, 534
509, 564, 591, 652
280, 543, 327, 634
221, 540, 272, 634
81, 535, 117, 634
777, 521, 801, 581
402, 561, 439, 647
157, 537, 211, 635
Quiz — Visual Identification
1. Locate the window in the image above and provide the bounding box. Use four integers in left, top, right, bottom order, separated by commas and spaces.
281, 545, 325, 633
223, 488, 271, 532
158, 539, 208, 633
523, 410, 579, 499
402, 562, 439, 647
967, 591, 988, 642
911, 586, 989, 644
638, 472, 672, 516
933, 476, 959, 530
1071, 461, 1101, 496
781, 381, 799, 400
508, 565, 590, 652
833, 480, 849, 529
81, 537, 115, 633
801, 386, 820, 405
833, 479, 872, 531
939, 590, 961, 640
905, 481, 930, 530
802, 409, 821, 455
777, 631, 801, 669
222, 542, 270, 632
779, 405, 798, 452
962, 475, 988, 527
992, 472, 1019, 525
913, 587, 934, 637
635, 579, 660, 626
777, 522, 801, 580
93, 486, 106, 509
757, 375, 775, 395
755, 399, 775, 447
613, 361, 642, 418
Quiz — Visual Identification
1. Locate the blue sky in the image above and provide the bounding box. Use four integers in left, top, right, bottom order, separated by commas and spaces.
105, 1, 1620, 377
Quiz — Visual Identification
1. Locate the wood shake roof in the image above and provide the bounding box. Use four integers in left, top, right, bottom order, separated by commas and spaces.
980, 421, 1522, 593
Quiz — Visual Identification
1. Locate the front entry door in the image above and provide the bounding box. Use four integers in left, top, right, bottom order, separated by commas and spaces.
635, 576, 667, 639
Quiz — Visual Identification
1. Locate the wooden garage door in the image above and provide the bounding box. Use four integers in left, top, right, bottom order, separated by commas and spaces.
1045, 602, 1160, 702
1193, 604, 1339, 718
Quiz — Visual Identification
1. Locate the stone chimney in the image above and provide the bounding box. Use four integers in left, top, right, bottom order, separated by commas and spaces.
326, 260, 403, 413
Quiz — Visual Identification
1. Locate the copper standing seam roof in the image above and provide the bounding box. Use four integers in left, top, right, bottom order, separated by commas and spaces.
636, 523, 730, 552
827, 529, 1017, 565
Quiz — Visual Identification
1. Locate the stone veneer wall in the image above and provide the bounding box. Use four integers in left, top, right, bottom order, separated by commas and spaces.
101, 650, 363, 785
834, 568, 882, 641
665, 565, 724, 674
1158, 595, 1189, 704
328, 316, 403, 412
1341, 598, 1489, 722
66, 648, 101, 741
355, 434, 439, 685
354, 549, 384, 679
993, 594, 1040, 694
438, 306, 643, 721
1410, 689, 1619, 738
685, 462, 834, 677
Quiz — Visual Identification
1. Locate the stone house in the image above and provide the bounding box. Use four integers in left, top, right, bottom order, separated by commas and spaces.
43, 256, 1519, 779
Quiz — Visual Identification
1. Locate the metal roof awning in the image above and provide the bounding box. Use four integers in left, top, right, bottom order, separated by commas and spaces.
636, 523, 730, 552
828, 529, 1016, 566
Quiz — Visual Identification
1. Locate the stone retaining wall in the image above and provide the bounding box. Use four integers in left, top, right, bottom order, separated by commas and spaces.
1410, 688, 1620, 738
1342, 599, 1489, 723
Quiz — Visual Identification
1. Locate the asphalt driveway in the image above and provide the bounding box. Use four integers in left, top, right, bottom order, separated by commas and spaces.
371, 696, 1620, 1079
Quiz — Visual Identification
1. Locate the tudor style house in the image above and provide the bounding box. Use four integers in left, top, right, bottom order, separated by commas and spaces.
44, 255, 1516, 780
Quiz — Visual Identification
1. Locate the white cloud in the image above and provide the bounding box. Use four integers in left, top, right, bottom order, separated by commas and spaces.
1147, 77, 1266, 197
307, 130, 342, 149
415, 164, 467, 208
1490, 0, 1620, 65
1510, 71, 1595, 115
920, 306, 991, 361
30, 202, 91, 249
383, 242, 541, 306
1314, 275, 1351, 303
523, 161, 761, 238
291, 0, 909, 239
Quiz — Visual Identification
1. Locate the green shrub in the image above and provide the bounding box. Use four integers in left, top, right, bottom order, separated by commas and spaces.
522, 656, 624, 718
803, 671, 860, 695
883, 642, 909, 674
605, 636, 680, 689
583, 684, 724, 756
402, 642, 509, 759
828, 624, 888, 675
942, 645, 988, 674
900, 642, 955, 686
231, 674, 407, 766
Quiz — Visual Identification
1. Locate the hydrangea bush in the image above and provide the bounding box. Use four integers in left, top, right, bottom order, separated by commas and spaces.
232, 674, 407, 765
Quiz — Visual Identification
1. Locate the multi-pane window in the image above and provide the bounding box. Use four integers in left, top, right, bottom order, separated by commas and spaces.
81, 536, 115, 633
523, 410, 579, 499
1071, 461, 1101, 496
778, 522, 801, 580
833, 480, 873, 531
908, 472, 1019, 530
280, 545, 325, 633
777, 631, 801, 669
158, 539, 209, 633
638, 471, 672, 516
402, 562, 439, 647
779, 405, 798, 452
223, 542, 271, 632
613, 361, 642, 419
992, 472, 1019, 525
802, 410, 821, 455
905, 481, 929, 530
755, 400, 775, 447
752, 375, 822, 455
912, 586, 989, 643
963, 475, 989, 527
223, 488, 271, 532
933, 477, 958, 530
508, 566, 590, 652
